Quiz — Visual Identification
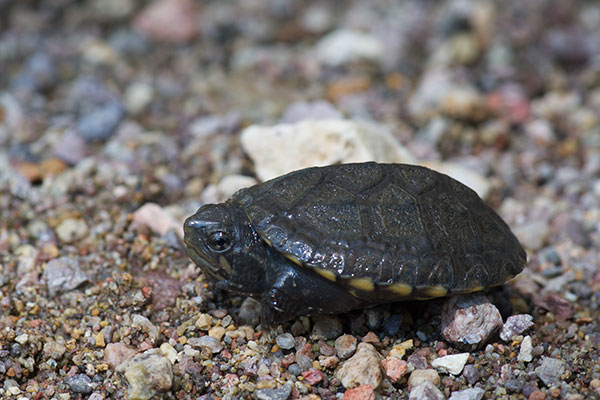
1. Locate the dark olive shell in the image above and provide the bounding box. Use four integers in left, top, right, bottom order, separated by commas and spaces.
231, 162, 526, 298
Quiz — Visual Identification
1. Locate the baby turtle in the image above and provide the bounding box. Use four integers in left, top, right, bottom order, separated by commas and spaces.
184, 162, 526, 324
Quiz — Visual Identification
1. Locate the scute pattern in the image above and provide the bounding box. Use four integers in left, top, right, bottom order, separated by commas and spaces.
231, 162, 526, 298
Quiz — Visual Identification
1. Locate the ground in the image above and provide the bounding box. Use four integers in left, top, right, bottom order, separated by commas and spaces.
0, 0, 599, 399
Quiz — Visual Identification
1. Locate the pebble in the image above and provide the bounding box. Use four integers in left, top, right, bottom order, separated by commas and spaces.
125, 82, 154, 113
500, 314, 534, 341
517, 335, 534, 363
131, 314, 160, 343
255, 383, 292, 400
535, 357, 566, 387
431, 353, 470, 375
315, 29, 384, 67
43, 337, 67, 360
118, 349, 173, 400
334, 342, 383, 389
441, 293, 503, 349
53, 130, 89, 165
188, 336, 223, 354
382, 356, 408, 383
335, 334, 358, 359
275, 333, 295, 350
208, 326, 226, 341
43, 257, 89, 296
77, 101, 125, 142
240, 119, 416, 182
383, 313, 404, 336
104, 342, 138, 369
408, 369, 441, 390
65, 374, 93, 394
301, 369, 324, 385
56, 218, 88, 243
449, 387, 485, 400
534, 293, 574, 322
132, 203, 182, 237
342, 384, 375, 400
295, 343, 314, 371
311, 315, 343, 340
133, 0, 199, 43
195, 313, 213, 331
408, 380, 445, 400
462, 364, 480, 385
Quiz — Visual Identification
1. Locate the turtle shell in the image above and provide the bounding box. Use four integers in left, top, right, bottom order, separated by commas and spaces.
231, 162, 526, 299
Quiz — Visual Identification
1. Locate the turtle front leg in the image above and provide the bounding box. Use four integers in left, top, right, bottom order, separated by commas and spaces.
260, 263, 365, 326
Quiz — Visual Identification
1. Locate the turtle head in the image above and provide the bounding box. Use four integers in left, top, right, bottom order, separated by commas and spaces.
184, 203, 267, 294
184, 203, 236, 281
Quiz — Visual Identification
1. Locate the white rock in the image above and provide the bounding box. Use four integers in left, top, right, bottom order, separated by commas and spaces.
159, 343, 177, 364
315, 29, 384, 67
408, 381, 445, 400
216, 175, 258, 199
241, 119, 416, 181
431, 352, 470, 375
132, 202, 182, 238
518, 335, 534, 363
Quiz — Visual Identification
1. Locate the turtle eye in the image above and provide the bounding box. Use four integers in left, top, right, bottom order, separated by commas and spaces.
207, 231, 232, 252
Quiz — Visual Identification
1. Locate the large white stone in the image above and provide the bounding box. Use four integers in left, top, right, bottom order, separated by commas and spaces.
241, 119, 416, 181
431, 352, 470, 375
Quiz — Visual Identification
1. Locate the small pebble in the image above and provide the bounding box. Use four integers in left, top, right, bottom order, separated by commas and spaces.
408, 369, 441, 390
500, 314, 535, 341
462, 364, 480, 385
275, 333, 295, 350
441, 293, 503, 349
188, 336, 223, 354
518, 335, 534, 363
43, 257, 89, 296
255, 383, 292, 400
382, 357, 408, 383
535, 357, 566, 387
56, 218, 88, 243
77, 101, 125, 142
117, 349, 173, 400
335, 334, 358, 359
104, 343, 137, 370
65, 374, 93, 394
431, 353, 470, 375
342, 384, 375, 400
409, 380, 445, 400
334, 343, 383, 389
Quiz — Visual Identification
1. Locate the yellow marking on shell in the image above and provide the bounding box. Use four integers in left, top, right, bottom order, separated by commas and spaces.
464, 284, 484, 293
284, 253, 302, 266
314, 268, 337, 282
386, 283, 413, 296
219, 256, 232, 275
423, 285, 448, 298
348, 289, 360, 298
347, 277, 375, 292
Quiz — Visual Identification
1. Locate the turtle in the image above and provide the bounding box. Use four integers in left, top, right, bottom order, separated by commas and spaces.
183, 162, 527, 325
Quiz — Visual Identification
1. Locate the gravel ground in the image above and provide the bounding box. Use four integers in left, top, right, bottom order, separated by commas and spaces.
1, 1, 599, 399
